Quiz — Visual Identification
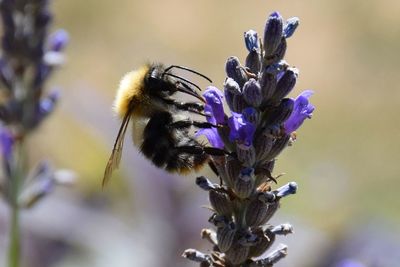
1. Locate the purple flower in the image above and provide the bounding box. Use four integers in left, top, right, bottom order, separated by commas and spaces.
284, 90, 314, 133
0, 127, 13, 160
335, 259, 366, 267
228, 112, 255, 146
203, 86, 226, 124
196, 102, 224, 149
47, 29, 69, 52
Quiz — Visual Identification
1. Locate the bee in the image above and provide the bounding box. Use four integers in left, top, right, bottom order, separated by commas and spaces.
103, 63, 224, 186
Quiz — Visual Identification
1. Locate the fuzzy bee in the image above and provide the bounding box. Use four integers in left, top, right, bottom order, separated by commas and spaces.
103, 63, 223, 186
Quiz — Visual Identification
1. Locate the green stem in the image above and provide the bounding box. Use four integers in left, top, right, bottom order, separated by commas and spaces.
8, 140, 24, 267
9, 203, 20, 267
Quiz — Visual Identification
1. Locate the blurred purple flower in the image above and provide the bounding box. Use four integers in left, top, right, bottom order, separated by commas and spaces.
0, 127, 13, 160
335, 259, 366, 267
284, 90, 314, 133
47, 29, 69, 52
228, 112, 255, 146
203, 86, 225, 124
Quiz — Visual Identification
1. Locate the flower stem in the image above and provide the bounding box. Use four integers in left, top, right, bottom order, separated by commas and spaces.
8, 140, 24, 267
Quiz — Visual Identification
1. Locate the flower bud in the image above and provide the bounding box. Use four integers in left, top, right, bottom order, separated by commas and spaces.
271, 223, 294, 235
217, 224, 236, 252
245, 51, 261, 75
284, 17, 300, 38
209, 189, 232, 216
270, 67, 298, 102
225, 156, 242, 187
263, 12, 283, 57
225, 56, 247, 87
48, 29, 69, 52
232, 94, 248, 113
244, 30, 259, 52
208, 213, 230, 228
262, 134, 290, 162
236, 144, 256, 167
242, 107, 259, 126
233, 167, 255, 199
238, 230, 259, 247
254, 131, 274, 160
201, 228, 218, 246
250, 244, 288, 266
261, 98, 294, 127
259, 71, 277, 101
245, 198, 269, 227
243, 79, 262, 107
225, 242, 250, 265
249, 228, 275, 257
182, 249, 210, 263
196, 176, 217, 191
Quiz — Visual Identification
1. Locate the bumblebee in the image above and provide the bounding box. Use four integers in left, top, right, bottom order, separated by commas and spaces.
103, 63, 223, 186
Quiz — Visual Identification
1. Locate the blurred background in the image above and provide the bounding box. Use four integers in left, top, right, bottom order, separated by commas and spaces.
1, 0, 400, 266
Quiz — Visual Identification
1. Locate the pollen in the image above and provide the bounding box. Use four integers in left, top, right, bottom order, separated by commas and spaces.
113, 65, 150, 118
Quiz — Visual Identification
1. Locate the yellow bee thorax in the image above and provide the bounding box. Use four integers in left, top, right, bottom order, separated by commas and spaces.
113, 65, 150, 119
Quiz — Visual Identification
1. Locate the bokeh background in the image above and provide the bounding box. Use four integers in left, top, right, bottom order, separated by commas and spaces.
1, 0, 400, 266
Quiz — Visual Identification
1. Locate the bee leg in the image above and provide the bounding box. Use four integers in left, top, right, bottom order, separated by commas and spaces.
169, 119, 219, 130
203, 147, 231, 156
165, 98, 207, 115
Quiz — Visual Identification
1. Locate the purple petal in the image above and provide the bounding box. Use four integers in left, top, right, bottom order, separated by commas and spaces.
196, 128, 224, 149
203, 86, 225, 124
228, 112, 255, 146
284, 90, 315, 133
0, 127, 13, 160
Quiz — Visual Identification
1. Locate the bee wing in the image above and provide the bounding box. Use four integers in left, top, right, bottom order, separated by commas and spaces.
103, 111, 131, 187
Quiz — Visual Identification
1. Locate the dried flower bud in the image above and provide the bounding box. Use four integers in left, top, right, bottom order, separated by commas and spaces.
270, 67, 298, 102
182, 249, 211, 263
251, 244, 288, 266
201, 228, 218, 246
284, 17, 300, 38
263, 12, 283, 57
225, 56, 247, 86
196, 176, 217, 191
243, 78, 262, 107
275, 182, 297, 198
209, 189, 233, 216
271, 223, 294, 235
225, 242, 250, 265
236, 144, 256, 166
217, 224, 236, 252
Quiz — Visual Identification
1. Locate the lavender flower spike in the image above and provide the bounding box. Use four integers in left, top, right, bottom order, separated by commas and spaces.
284, 90, 315, 133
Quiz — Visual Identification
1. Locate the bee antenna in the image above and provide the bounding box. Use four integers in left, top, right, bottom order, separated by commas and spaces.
164, 65, 213, 83
163, 72, 202, 91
